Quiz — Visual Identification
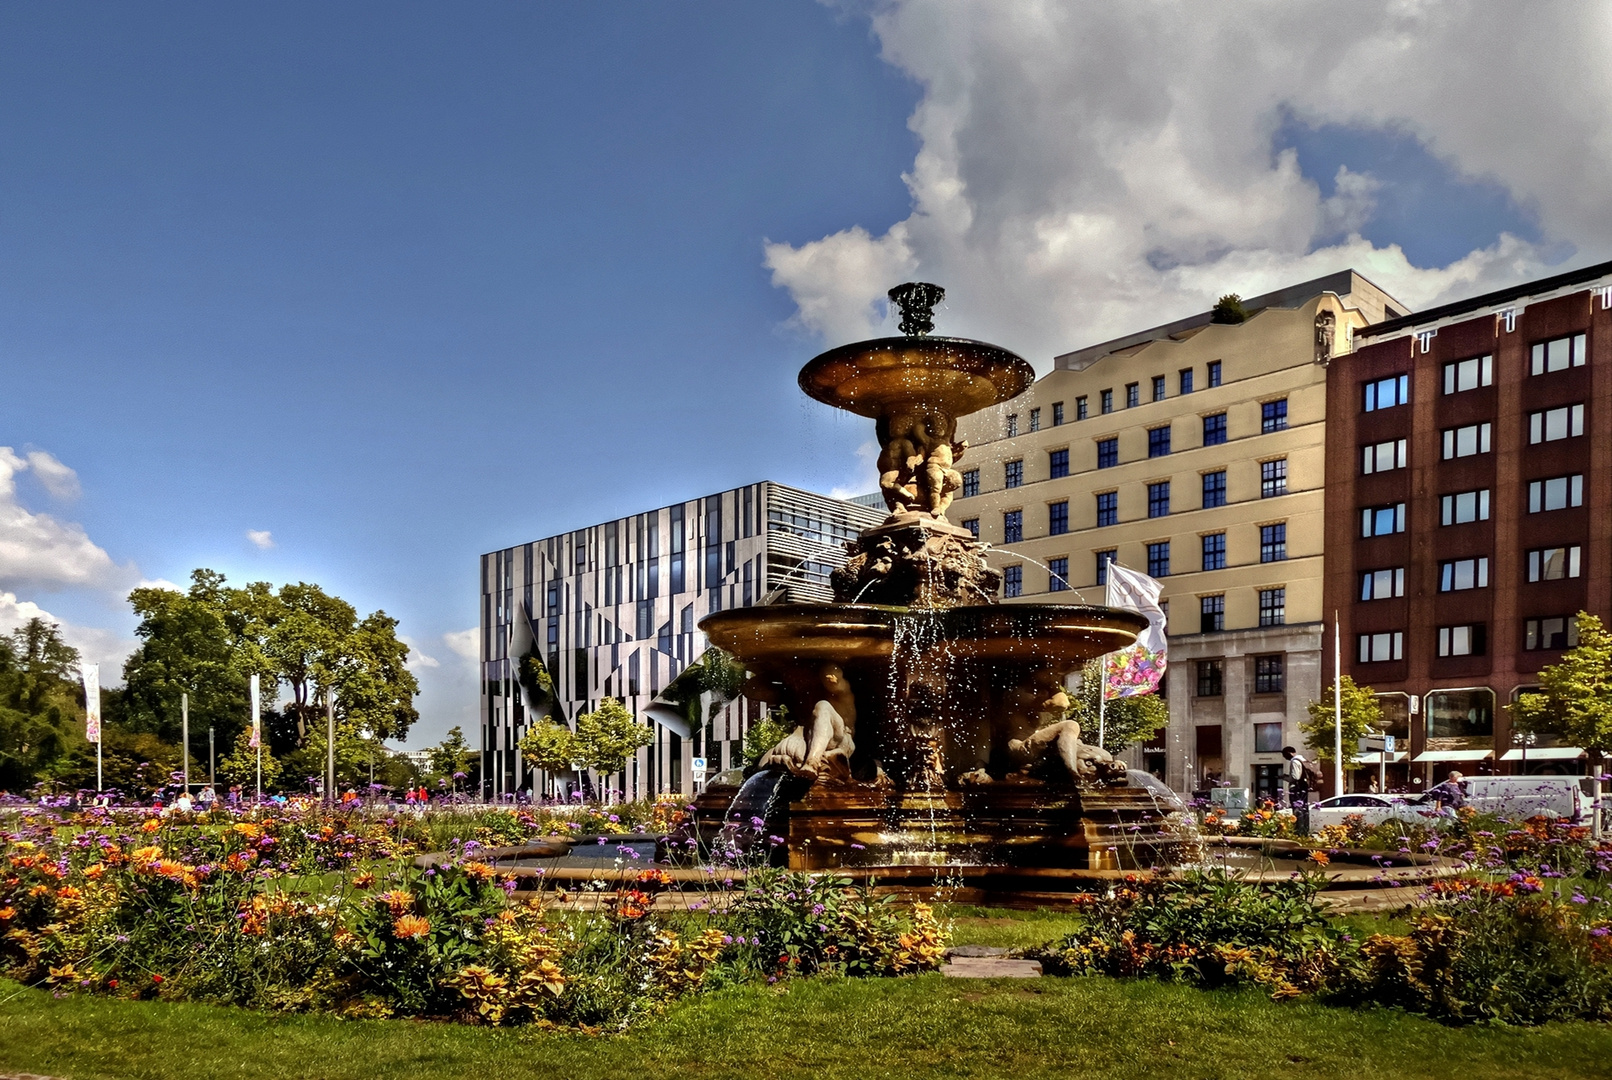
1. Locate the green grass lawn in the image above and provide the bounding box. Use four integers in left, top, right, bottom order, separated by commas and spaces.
3, 974, 1610, 1080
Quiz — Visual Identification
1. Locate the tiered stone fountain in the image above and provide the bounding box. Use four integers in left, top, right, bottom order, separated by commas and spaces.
688, 284, 1192, 900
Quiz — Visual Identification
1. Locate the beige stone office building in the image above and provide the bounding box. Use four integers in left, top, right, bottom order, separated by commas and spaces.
952, 271, 1408, 798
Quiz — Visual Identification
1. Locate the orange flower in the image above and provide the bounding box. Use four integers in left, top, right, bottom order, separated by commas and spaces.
393, 914, 430, 939
141, 819, 161, 833
377, 889, 415, 916
55, 885, 82, 900
1307, 851, 1331, 867
83, 863, 106, 879
462, 862, 495, 881
351, 872, 375, 889
130, 846, 163, 867
225, 852, 257, 873
233, 823, 262, 839
0, 906, 16, 921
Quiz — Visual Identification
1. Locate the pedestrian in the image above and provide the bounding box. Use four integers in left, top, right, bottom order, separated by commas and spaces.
198, 784, 217, 808
227, 785, 241, 808
1281, 746, 1313, 835
1427, 770, 1467, 816
1367, 776, 1379, 794
405, 788, 417, 807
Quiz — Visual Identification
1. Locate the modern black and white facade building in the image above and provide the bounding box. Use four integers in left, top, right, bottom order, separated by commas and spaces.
478, 482, 884, 799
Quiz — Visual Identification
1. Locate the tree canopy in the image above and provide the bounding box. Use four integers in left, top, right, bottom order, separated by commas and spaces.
122, 569, 419, 757
0, 618, 88, 791
1303, 675, 1383, 766
1511, 612, 1612, 755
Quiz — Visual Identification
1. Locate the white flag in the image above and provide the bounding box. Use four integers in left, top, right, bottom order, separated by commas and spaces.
81, 664, 101, 744
1103, 563, 1167, 699
249, 673, 261, 749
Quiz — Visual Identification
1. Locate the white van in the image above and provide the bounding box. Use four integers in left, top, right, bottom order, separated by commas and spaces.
1456, 776, 1586, 822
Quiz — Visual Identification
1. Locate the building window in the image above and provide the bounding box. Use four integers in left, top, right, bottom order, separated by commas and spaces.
1528, 475, 1584, 513
1257, 587, 1285, 627
1202, 470, 1227, 508
1437, 624, 1486, 657
1202, 413, 1227, 446
1443, 355, 1493, 394
1147, 481, 1171, 518
1179, 368, 1194, 395
1526, 616, 1580, 650
1364, 502, 1409, 535
1529, 404, 1585, 444
1049, 500, 1069, 535
1200, 595, 1224, 633
1141, 541, 1168, 577
1003, 565, 1022, 598
1201, 532, 1226, 571
1005, 460, 1023, 488
1075, 396, 1087, 421
1361, 438, 1407, 474
1048, 557, 1069, 592
1359, 567, 1405, 600
1254, 722, 1285, 754
1207, 360, 1222, 387
962, 470, 979, 498
1260, 459, 1287, 498
1152, 375, 1167, 402
1096, 549, 1116, 586
1197, 659, 1223, 696
1261, 399, 1288, 433
1003, 510, 1023, 544
1528, 546, 1582, 582
963, 517, 979, 538
1029, 407, 1041, 432
1440, 490, 1490, 525
1439, 557, 1490, 592
1006, 414, 1019, 438
1259, 523, 1286, 563
1363, 373, 1409, 411
1100, 389, 1113, 414
1096, 491, 1118, 527
1254, 655, 1285, 693
1126, 382, 1140, 408
1357, 632, 1404, 663
1441, 422, 1492, 459
1425, 688, 1495, 739
1097, 437, 1119, 469
1049, 448, 1069, 478
1148, 425, 1172, 457
1531, 333, 1588, 375
1052, 401, 1065, 426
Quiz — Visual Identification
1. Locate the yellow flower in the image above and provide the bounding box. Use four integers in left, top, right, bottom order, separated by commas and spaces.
462, 862, 495, 881
141, 819, 161, 833
377, 889, 415, 916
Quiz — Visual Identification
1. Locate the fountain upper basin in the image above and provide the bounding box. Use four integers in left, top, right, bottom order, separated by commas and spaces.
700, 602, 1146, 669
797, 336, 1034, 419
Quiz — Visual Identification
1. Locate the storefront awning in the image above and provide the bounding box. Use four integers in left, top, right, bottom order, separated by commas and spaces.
1413, 749, 1495, 762
1499, 747, 1586, 761
1353, 751, 1408, 765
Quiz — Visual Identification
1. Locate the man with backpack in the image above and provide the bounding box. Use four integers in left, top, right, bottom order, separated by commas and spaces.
1282, 746, 1319, 834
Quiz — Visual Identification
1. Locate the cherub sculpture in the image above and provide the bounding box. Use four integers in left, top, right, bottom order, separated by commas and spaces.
753, 662, 857, 783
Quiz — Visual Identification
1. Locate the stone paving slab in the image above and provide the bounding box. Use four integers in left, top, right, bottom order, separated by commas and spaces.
942, 956, 1043, 978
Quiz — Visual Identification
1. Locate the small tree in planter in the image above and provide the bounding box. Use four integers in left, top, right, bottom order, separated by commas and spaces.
575, 697, 653, 805
1302, 675, 1382, 771
520, 717, 581, 799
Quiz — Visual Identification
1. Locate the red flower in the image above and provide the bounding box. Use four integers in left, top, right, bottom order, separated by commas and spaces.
151, 974, 164, 983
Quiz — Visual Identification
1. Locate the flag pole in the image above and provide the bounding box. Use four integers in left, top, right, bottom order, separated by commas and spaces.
181, 692, 189, 793
81, 664, 102, 794
1333, 610, 1344, 796
1097, 659, 1107, 748
326, 689, 337, 806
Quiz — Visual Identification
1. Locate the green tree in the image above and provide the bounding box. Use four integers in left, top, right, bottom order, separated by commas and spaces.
0, 618, 87, 790
428, 725, 478, 788
1210, 293, 1249, 324
1511, 612, 1612, 754
218, 728, 282, 793
122, 570, 419, 757
1065, 660, 1169, 755
1303, 675, 1383, 766
575, 697, 653, 792
519, 717, 581, 790
741, 707, 791, 768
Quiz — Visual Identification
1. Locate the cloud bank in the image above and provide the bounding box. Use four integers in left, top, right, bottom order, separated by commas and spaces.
0, 447, 131, 592
770, 1, 1612, 363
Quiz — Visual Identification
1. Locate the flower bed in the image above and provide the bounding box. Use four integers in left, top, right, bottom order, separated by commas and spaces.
0, 806, 943, 1031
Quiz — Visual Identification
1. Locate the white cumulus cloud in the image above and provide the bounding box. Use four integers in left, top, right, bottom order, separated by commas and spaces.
0, 591, 134, 677
443, 628, 480, 665
24, 451, 81, 500
0, 446, 130, 592
771, 1, 1612, 364
246, 530, 275, 550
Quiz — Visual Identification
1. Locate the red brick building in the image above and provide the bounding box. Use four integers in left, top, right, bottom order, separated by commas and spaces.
1324, 259, 1612, 790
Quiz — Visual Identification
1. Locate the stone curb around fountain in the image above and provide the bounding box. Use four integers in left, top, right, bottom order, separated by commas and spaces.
941, 956, 1044, 979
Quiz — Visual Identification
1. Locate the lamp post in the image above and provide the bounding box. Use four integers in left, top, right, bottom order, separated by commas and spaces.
326, 690, 337, 806
181, 692, 190, 792
208, 726, 215, 787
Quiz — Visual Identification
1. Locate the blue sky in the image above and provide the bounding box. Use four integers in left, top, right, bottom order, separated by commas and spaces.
2, 1, 1604, 745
